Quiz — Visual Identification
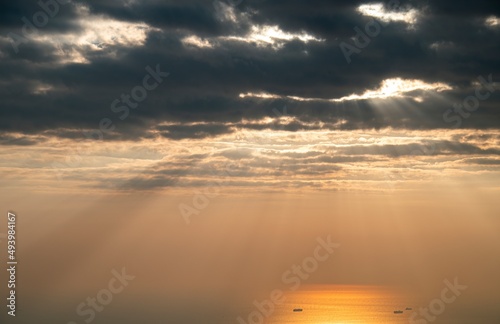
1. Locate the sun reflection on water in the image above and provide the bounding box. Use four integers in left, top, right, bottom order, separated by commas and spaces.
267, 285, 414, 324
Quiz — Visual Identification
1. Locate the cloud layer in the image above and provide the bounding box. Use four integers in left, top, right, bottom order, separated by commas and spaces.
1, 0, 499, 191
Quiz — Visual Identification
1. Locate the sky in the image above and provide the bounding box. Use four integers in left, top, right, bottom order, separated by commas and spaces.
0, 0, 499, 323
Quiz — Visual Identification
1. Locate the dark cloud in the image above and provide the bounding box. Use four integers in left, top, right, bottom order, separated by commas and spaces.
463, 157, 500, 165
158, 123, 233, 139
0, 133, 44, 146
340, 140, 500, 157
0, 0, 499, 140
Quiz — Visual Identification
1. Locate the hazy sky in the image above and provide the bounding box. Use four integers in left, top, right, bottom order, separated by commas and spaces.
0, 0, 499, 323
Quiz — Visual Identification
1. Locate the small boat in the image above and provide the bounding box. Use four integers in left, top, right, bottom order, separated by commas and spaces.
406, 307, 412, 310
293, 308, 303, 312
394, 310, 404, 314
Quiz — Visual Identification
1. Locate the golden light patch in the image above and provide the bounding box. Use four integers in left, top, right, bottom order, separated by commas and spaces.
357, 3, 420, 26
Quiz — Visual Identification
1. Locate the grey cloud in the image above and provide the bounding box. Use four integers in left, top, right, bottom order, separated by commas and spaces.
0, 0, 499, 140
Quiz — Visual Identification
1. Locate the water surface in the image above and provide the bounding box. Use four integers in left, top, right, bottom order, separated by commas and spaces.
267, 285, 415, 324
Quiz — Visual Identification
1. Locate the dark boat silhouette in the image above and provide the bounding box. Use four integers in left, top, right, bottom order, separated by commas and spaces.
394, 310, 404, 314
293, 308, 303, 312
406, 307, 412, 310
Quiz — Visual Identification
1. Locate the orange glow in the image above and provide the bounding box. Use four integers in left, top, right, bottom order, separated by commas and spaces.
268, 285, 414, 324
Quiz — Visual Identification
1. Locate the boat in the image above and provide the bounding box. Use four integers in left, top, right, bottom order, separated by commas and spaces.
406, 307, 412, 310
394, 310, 404, 314
293, 308, 303, 312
